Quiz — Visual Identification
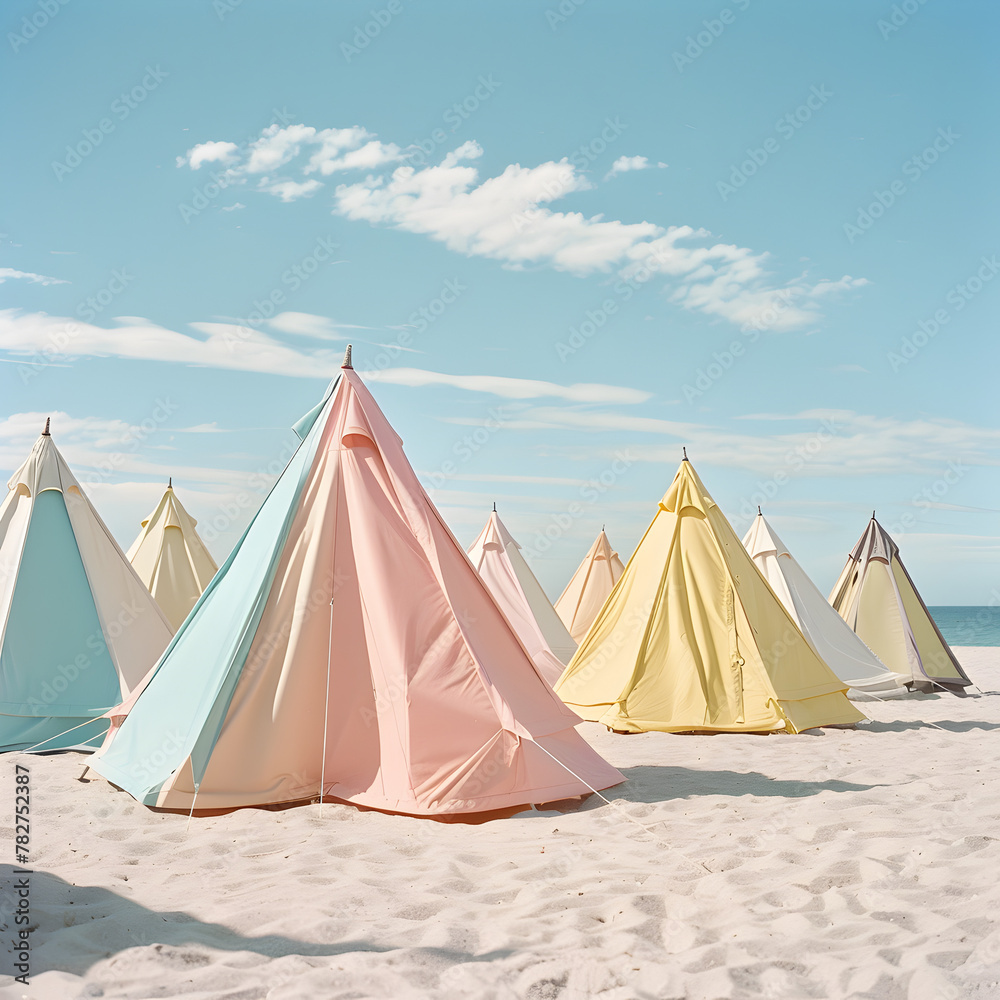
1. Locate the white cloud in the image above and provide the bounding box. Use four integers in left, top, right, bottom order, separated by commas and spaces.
178, 141, 239, 170
175, 122, 867, 331
0, 268, 68, 286
256, 178, 323, 202
0, 309, 647, 405
605, 155, 651, 179
267, 311, 353, 340
221, 202, 245, 212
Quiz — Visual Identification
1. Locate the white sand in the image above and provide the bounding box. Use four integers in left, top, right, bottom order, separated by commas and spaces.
3, 647, 1000, 999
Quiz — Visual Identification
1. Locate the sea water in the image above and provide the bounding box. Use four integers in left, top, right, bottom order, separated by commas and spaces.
929, 607, 1000, 647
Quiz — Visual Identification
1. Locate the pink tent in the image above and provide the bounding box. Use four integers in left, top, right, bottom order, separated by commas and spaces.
93, 350, 623, 816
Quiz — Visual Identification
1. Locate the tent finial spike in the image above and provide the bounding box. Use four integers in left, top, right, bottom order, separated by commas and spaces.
168, 476, 172, 489
758, 506, 761, 516
493, 501, 496, 513
872, 509, 876, 520
682, 446, 688, 461
342, 344, 353, 369
42, 417, 50, 437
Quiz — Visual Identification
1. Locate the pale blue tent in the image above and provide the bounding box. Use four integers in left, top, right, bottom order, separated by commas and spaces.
0, 421, 173, 751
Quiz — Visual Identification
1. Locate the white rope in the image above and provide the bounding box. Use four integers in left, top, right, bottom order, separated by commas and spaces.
528, 734, 713, 875
320, 598, 335, 816
18, 716, 106, 753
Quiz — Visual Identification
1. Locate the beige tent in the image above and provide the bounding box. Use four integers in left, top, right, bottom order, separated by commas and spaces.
554, 458, 865, 733
127, 482, 218, 631
555, 529, 625, 644
828, 514, 971, 694
467, 510, 577, 685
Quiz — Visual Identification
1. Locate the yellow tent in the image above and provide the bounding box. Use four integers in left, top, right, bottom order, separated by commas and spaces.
555, 529, 625, 644
828, 514, 971, 694
554, 458, 865, 733
126, 482, 218, 631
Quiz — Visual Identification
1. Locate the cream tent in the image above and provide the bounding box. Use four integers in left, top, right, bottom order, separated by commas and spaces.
92, 350, 623, 815
554, 458, 865, 733
828, 514, 971, 694
743, 512, 908, 695
555, 529, 625, 644
467, 510, 577, 686
0, 421, 173, 751
127, 482, 218, 631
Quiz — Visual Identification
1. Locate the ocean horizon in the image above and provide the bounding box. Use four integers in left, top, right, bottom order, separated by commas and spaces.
929, 607, 1000, 647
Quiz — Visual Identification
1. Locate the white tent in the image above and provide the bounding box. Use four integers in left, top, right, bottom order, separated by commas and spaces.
0, 421, 173, 751
829, 514, 972, 694
555, 529, 625, 644
742, 512, 908, 695
127, 481, 218, 630
467, 510, 577, 686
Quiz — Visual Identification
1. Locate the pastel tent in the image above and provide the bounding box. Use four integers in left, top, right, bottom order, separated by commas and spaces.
554, 458, 865, 733
742, 512, 908, 695
467, 510, 577, 686
828, 514, 972, 694
126, 481, 218, 631
92, 351, 623, 815
555, 529, 625, 644
0, 421, 173, 752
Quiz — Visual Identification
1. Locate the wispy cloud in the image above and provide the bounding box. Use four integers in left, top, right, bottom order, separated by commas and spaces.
174, 123, 867, 331
0, 268, 68, 286
0, 309, 647, 404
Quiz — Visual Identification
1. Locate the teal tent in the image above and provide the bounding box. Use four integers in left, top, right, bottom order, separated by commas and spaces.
0, 421, 173, 751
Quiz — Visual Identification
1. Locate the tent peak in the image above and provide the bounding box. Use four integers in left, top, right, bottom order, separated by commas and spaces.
42, 417, 50, 437
342, 344, 353, 369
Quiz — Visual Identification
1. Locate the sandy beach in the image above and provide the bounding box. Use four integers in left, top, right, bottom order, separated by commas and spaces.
2, 646, 998, 1000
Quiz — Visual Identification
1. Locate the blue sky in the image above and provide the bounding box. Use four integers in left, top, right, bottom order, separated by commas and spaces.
2, 0, 998, 603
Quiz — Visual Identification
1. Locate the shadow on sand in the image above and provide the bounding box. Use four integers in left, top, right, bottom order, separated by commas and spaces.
0, 866, 512, 980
